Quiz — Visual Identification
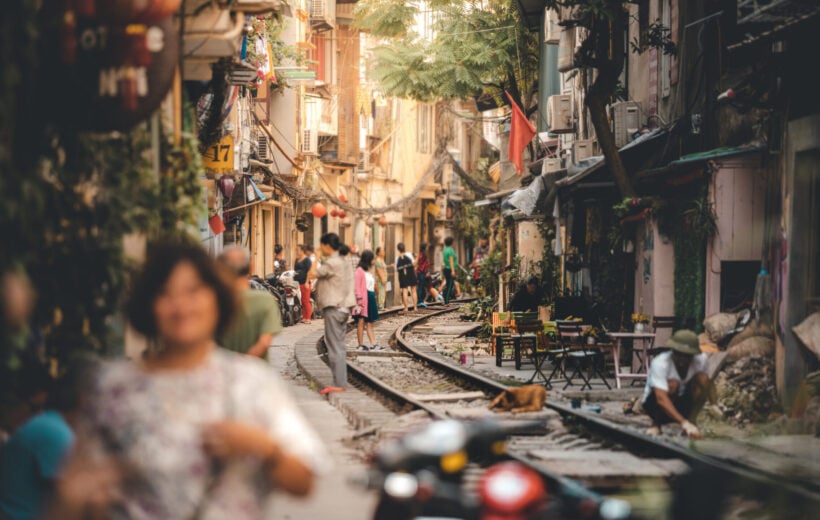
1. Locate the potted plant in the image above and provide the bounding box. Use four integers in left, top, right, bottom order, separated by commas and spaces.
582, 327, 601, 345
631, 313, 650, 333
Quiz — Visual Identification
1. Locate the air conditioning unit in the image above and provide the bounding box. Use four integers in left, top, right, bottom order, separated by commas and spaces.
544, 8, 560, 44
557, 27, 576, 72
572, 140, 594, 163
547, 94, 573, 133
611, 101, 641, 148
310, 0, 326, 18
257, 134, 270, 161
543, 157, 563, 174
301, 129, 318, 155
357, 150, 369, 171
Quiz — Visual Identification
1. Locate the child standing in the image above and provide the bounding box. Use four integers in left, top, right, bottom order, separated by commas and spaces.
354, 250, 382, 350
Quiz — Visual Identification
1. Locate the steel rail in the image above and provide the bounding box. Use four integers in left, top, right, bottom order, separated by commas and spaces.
389, 309, 820, 511
340, 305, 609, 509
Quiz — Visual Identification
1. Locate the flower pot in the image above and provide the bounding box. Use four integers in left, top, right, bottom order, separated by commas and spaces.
634, 323, 645, 333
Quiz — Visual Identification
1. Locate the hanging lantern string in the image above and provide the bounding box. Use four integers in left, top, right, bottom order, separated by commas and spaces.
315, 151, 450, 216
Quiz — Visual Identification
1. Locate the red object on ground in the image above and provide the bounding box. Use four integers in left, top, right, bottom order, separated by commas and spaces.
319, 386, 346, 395
505, 91, 536, 175
312, 203, 327, 218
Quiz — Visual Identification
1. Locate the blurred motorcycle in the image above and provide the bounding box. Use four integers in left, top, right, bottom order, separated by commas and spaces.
356, 418, 632, 520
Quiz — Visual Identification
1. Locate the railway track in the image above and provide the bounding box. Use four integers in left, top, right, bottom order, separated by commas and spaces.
330, 304, 819, 518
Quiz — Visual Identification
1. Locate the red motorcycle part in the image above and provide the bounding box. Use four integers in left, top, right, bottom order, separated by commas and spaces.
478, 462, 548, 520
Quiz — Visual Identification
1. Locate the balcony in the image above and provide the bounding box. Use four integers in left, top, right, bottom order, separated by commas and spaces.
310, 0, 336, 32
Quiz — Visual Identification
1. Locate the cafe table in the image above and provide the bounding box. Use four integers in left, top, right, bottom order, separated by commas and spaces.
606, 332, 656, 389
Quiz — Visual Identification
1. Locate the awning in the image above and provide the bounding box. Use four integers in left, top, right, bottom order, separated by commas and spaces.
473, 187, 517, 208
637, 144, 765, 179
555, 127, 669, 188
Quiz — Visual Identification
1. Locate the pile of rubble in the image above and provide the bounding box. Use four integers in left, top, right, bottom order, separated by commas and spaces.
713, 354, 782, 425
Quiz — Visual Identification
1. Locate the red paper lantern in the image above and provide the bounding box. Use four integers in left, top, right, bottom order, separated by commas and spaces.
330, 208, 339, 218
338, 210, 346, 219
379, 216, 387, 227
339, 194, 347, 203
311, 203, 327, 218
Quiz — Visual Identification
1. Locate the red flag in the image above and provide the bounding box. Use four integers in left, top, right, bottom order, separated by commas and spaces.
505, 91, 536, 175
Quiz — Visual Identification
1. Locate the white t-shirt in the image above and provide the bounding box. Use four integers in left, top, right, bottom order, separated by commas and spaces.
642, 351, 708, 403
365, 271, 375, 292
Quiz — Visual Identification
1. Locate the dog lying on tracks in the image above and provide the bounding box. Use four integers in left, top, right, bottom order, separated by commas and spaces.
488, 385, 547, 413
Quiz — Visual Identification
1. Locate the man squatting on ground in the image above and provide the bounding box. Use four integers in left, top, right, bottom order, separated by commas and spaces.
641, 329, 710, 439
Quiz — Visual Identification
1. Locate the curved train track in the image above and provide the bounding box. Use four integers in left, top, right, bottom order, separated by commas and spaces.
328, 304, 819, 517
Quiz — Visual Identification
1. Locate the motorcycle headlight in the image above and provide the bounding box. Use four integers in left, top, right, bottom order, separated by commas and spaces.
384, 472, 418, 500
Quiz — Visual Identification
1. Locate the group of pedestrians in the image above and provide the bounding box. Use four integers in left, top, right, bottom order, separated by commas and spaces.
0, 233, 483, 519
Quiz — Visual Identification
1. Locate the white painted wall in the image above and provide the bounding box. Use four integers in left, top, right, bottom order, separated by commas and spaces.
704, 156, 767, 316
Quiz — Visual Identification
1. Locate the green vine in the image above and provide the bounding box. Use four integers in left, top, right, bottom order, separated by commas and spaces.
535, 218, 559, 305
656, 187, 717, 331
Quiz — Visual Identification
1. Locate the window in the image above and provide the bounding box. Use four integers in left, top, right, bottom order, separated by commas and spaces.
417, 104, 432, 153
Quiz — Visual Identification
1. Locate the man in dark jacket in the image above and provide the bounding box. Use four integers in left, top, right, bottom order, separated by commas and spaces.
510, 277, 544, 313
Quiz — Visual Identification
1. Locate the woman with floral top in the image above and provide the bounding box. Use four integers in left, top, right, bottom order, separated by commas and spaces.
54, 239, 326, 519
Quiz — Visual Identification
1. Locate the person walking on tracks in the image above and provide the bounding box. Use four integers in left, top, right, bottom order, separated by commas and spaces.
313, 233, 356, 395
374, 247, 388, 310
217, 247, 282, 358
442, 236, 458, 305
353, 250, 382, 351
396, 243, 418, 313
641, 329, 710, 439
415, 243, 431, 308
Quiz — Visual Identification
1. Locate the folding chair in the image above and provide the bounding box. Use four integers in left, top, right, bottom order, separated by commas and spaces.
544, 321, 579, 389
555, 322, 611, 391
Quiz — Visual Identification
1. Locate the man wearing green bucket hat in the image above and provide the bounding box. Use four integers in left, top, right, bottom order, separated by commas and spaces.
641, 329, 710, 438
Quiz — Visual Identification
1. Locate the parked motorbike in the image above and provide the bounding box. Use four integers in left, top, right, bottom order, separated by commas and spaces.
249, 274, 290, 326
266, 269, 301, 326
357, 418, 632, 520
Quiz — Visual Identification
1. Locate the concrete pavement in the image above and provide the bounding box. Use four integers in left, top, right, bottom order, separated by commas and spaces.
264, 321, 378, 520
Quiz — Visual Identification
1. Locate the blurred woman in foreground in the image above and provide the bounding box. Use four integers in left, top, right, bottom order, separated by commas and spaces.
52, 238, 326, 519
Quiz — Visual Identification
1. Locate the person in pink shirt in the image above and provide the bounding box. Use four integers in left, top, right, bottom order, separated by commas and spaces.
353, 250, 382, 351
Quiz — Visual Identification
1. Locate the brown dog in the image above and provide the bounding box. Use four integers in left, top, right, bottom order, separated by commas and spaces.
488, 385, 547, 413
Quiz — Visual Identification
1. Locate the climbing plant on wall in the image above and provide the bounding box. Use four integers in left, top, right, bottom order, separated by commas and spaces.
656, 187, 718, 331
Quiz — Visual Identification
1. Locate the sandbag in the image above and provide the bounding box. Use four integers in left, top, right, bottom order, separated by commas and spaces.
698, 333, 720, 353
703, 312, 738, 343
726, 319, 775, 348
725, 336, 774, 362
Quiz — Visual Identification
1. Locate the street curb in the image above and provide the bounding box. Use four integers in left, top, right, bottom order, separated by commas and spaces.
293, 320, 397, 432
